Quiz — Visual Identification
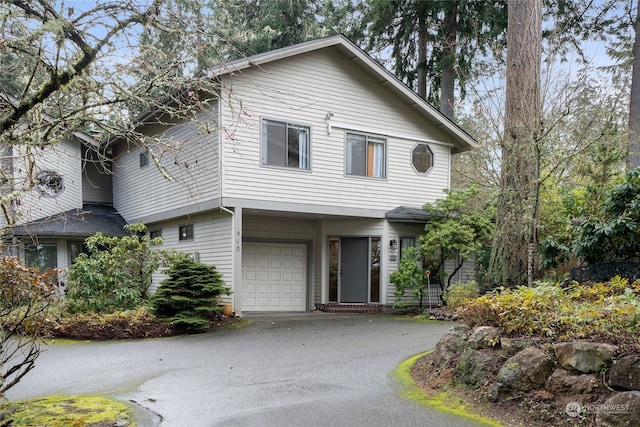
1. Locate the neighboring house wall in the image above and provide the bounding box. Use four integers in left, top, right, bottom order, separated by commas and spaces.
13, 137, 83, 225
218, 48, 452, 212
82, 146, 113, 204
113, 109, 220, 223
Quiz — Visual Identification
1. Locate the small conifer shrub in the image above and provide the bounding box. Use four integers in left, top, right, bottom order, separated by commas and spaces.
152, 258, 230, 333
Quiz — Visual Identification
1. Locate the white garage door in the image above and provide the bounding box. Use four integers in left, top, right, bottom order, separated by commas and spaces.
242, 242, 307, 311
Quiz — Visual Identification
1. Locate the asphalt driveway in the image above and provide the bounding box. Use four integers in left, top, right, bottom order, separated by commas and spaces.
8, 313, 486, 426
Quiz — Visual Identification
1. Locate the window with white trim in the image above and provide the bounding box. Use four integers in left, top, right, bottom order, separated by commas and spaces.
345, 132, 386, 178
262, 119, 310, 169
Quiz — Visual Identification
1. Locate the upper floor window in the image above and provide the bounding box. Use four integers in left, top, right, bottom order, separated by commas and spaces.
262, 119, 310, 170
411, 143, 433, 174
179, 224, 193, 241
140, 151, 149, 168
150, 230, 162, 239
346, 133, 386, 178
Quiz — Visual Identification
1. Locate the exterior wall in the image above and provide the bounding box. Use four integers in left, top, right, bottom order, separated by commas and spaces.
14, 137, 83, 224
387, 222, 425, 306
219, 48, 452, 213
82, 146, 113, 204
113, 109, 220, 223
147, 210, 233, 302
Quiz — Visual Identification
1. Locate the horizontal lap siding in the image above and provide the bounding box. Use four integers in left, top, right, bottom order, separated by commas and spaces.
114, 112, 219, 222
16, 138, 83, 224
149, 211, 233, 302
82, 153, 112, 204
220, 48, 452, 213
387, 223, 426, 306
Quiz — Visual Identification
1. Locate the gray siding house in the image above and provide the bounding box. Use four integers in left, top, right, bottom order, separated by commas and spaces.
111, 35, 477, 314
7, 35, 477, 314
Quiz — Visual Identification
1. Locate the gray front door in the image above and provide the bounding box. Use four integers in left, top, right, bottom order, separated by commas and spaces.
340, 237, 369, 303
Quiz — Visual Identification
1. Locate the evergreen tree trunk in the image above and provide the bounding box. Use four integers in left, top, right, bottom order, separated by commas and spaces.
488, 0, 542, 287
627, 0, 640, 170
417, 4, 427, 99
440, 3, 457, 120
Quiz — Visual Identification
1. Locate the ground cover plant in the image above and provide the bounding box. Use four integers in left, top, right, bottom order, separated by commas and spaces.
0, 395, 133, 427
459, 277, 640, 348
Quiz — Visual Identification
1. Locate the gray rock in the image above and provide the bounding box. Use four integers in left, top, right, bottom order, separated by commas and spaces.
488, 347, 555, 401
467, 326, 501, 350
501, 337, 538, 355
555, 342, 617, 374
545, 368, 601, 408
595, 391, 640, 427
609, 354, 640, 391
431, 324, 470, 368
456, 347, 502, 388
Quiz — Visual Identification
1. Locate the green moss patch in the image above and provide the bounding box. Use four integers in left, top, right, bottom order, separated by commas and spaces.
0, 395, 134, 427
394, 351, 502, 427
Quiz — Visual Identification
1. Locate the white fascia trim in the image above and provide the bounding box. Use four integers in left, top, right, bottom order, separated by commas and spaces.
222, 197, 387, 219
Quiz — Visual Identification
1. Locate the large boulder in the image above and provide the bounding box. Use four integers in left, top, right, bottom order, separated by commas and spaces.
488, 347, 555, 402
545, 368, 601, 408
431, 324, 470, 368
555, 342, 617, 374
608, 354, 640, 391
456, 347, 503, 388
595, 391, 640, 427
466, 326, 501, 350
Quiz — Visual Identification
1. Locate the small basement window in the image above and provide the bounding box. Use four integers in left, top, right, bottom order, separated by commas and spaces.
411, 143, 433, 174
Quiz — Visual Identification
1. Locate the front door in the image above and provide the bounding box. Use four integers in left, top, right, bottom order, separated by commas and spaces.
339, 237, 369, 303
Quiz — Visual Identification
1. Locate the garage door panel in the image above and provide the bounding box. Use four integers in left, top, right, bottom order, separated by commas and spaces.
243, 242, 307, 311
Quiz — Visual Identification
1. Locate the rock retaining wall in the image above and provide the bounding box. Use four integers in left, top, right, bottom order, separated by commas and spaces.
429, 325, 640, 426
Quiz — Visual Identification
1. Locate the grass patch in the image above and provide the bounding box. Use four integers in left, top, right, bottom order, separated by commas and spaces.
0, 395, 133, 426
394, 351, 502, 427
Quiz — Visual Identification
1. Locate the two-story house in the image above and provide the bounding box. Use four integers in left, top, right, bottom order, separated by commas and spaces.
109, 35, 477, 315
2, 128, 127, 274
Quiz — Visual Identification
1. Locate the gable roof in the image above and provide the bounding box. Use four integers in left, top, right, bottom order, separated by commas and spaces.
204, 34, 476, 154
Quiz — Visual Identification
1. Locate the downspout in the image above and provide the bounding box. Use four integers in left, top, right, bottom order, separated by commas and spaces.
216, 94, 238, 313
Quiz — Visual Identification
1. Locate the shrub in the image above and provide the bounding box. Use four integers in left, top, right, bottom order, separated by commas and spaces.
459, 277, 640, 345
0, 257, 54, 396
152, 258, 230, 333
65, 223, 172, 313
443, 281, 480, 309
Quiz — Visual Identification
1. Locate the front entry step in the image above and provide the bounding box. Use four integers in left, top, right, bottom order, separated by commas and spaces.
321, 303, 382, 314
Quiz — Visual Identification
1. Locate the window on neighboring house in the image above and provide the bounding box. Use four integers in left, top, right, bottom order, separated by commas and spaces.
140, 151, 149, 167
179, 224, 193, 241
412, 143, 433, 173
400, 237, 417, 260
262, 119, 310, 169
68, 241, 89, 265
346, 132, 386, 178
150, 230, 162, 239
25, 243, 57, 271
36, 170, 64, 197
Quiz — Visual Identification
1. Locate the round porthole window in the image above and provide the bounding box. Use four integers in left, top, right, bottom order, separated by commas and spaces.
411, 143, 433, 174
36, 170, 64, 197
